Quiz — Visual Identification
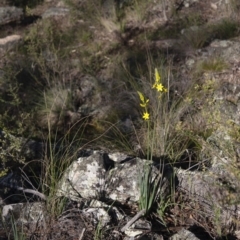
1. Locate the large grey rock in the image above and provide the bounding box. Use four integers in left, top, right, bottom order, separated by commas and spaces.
0, 7, 23, 25
210, 39, 240, 64
57, 150, 173, 204
176, 168, 240, 236
57, 150, 174, 236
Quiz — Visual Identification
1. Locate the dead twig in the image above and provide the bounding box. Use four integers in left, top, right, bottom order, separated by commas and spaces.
78, 228, 86, 240
121, 209, 146, 232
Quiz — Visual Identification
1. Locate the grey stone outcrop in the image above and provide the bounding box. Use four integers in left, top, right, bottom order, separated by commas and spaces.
0, 7, 23, 25
57, 150, 173, 203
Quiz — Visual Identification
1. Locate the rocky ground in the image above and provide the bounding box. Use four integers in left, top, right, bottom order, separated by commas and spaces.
0, 0, 240, 239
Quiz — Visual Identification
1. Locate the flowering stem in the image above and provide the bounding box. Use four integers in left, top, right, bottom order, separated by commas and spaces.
147, 119, 150, 160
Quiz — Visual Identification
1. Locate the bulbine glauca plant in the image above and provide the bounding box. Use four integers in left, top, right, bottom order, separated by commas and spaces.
138, 68, 168, 216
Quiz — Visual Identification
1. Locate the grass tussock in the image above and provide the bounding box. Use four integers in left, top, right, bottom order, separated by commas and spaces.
194, 57, 228, 76
38, 87, 81, 130
180, 26, 212, 49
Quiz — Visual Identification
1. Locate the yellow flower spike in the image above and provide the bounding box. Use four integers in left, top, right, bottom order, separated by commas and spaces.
137, 91, 149, 108
153, 68, 161, 89
155, 68, 160, 83
137, 91, 145, 103
142, 111, 150, 120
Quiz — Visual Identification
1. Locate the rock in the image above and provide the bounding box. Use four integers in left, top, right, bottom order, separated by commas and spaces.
211, 3, 218, 10
57, 150, 174, 237
1, 202, 46, 227
83, 206, 111, 228
176, 168, 240, 235
0, 6, 23, 25
234, 230, 240, 239
0, 34, 22, 52
82, 199, 124, 228
124, 228, 144, 238
58, 150, 174, 204
123, 233, 164, 240
185, 58, 195, 69
42, 7, 69, 19
169, 229, 200, 240
108, 152, 132, 163
124, 218, 151, 237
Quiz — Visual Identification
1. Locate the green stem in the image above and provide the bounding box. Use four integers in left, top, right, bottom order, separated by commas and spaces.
147, 115, 150, 161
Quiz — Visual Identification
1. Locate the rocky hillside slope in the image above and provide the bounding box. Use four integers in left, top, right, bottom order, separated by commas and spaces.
0, 0, 240, 239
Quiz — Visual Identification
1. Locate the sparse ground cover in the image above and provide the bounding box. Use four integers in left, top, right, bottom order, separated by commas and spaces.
0, 0, 240, 239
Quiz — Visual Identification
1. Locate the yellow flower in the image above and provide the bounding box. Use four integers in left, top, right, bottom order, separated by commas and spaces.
156, 83, 164, 92
152, 68, 168, 92
142, 112, 150, 120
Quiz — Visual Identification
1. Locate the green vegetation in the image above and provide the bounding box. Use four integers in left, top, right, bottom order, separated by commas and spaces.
40, 129, 78, 218
10, 217, 26, 240
138, 164, 161, 216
